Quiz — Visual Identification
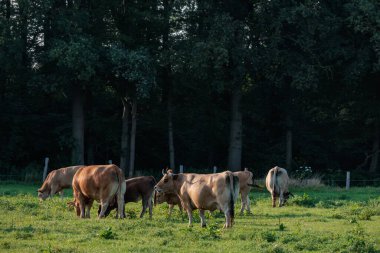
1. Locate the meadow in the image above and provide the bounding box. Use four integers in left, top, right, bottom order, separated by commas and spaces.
0, 182, 379, 253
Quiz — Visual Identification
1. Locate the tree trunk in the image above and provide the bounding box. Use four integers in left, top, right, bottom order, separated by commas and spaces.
168, 96, 175, 169
72, 85, 85, 165
162, 0, 175, 170
128, 98, 137, 178
227, 88, 243, 171
5, 0, 10, 20
120, 97, 130, 174
286, 115, 293, 170
369, 121, 379, 173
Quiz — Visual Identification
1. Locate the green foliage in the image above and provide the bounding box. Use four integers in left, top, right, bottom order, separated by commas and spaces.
98, 227, 117, 240
288, 193, 316, 207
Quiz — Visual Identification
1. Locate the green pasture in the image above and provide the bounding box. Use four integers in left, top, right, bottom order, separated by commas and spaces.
0, 182, 379, 253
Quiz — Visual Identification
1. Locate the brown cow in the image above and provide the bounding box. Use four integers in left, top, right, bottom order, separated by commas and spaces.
154, 191, 183, 217
155, 170, 239, 228
70, 164, 126, 218
37, 165, 84, 200
265, 166, 293, 207
98, 176, 156, 218
233, 168, 254, 214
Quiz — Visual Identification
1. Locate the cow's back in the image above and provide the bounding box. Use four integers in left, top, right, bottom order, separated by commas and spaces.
73, 165, 122, 201
182, 172, 232, 211
125, 176, 156, 202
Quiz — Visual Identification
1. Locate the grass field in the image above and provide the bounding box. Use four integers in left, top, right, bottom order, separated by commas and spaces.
0, 182, 379, 253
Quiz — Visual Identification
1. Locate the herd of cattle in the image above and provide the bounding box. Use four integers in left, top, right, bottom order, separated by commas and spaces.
37, 164, 293, 228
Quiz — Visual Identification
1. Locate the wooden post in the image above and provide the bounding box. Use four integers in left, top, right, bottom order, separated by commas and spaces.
179, 165, 184, 173
42, 157, 49, 181
346, 171, 350, 190
108, 160, 112, 164
213, 166, 217, 173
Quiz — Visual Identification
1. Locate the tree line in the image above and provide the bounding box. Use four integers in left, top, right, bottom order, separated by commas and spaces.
0, 0, 379, 179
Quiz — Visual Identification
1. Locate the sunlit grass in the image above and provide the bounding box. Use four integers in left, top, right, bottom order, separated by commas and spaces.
0, 183, 379, 252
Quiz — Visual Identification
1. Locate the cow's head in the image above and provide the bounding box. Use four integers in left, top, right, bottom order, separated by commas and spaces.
67, 200, 81, 216
37, 189, 49, 201
154, 191, 166, 205
283, 192, 294, 204
154, 169, 178, 194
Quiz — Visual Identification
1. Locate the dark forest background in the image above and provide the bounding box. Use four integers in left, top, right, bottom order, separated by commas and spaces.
0, 0, 379, 181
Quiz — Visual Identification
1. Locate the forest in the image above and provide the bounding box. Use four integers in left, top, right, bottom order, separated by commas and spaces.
0, 0, 379, 181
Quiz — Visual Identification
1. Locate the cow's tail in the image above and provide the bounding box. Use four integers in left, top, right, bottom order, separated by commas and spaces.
226, 172, 239, 220
149, 177, 157, 207
272, 166, 279, 194
114, 166, 126, 217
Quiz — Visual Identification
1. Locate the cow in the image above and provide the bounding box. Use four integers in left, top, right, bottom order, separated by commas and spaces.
69, 164, 126, 218
233, 168, 254, 214
37, 165, 84, 200
265, 166, 293, 207
155, 170, 239, 228
97, 176, 156, 218
154, 191, 183, 217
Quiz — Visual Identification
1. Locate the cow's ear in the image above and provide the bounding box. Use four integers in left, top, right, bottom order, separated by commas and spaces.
173, 174, 179, 180
162, 169, 165, 175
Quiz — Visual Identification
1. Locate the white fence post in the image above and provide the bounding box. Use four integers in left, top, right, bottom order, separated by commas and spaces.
179, 165, 184, 173
213, 166, 217, 173
42, 157, 49, 181
108, 160, 112, 164
346, 171, 350, 190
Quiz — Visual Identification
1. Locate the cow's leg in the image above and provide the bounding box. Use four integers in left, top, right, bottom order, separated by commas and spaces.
223, 211, 231, 228
148, 196, 153, 219
117, 196, 125, 219
98, 201, 109, 218
240, 192, 246, 215
178, 204, 183, 214
199, 209, 206, 228
272, 192, 276, 207
168, 204, 174, 217
50, 185, 58, 198
183, 205, 193, 227
246, 195, 251, 213
59, 191, 64, 199
140, 197, 147, 218
279, 191, 284, 207
85, 200, 94, 218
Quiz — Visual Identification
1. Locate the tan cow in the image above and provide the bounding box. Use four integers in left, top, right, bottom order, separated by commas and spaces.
155, 170, 239, 228
265, 166, 293, 207
154, 191, 183, 217
70, 164, 126, 218
37, 165, 84, 200
233, 168, 254, 214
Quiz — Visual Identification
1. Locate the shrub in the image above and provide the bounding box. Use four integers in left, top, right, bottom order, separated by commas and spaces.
261, 231, 277, 242
289, 193, 316, 207
99, 227, 117, 240
345, 226, 376, 253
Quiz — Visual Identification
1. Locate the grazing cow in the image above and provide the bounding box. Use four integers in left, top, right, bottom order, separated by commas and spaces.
154, 191, 183, 217
70, 164, 126, 218
98, 176, 156, 218
155, 170, 239, 228
233, 168, 254, 214
37, 165, 84, 200
265, 166, 293, 207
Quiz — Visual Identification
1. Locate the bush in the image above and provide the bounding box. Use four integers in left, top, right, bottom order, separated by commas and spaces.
289, 193, 316, 207
261, 231, 277, 242
345, 226, 376, 253
98, 227, 117, 240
